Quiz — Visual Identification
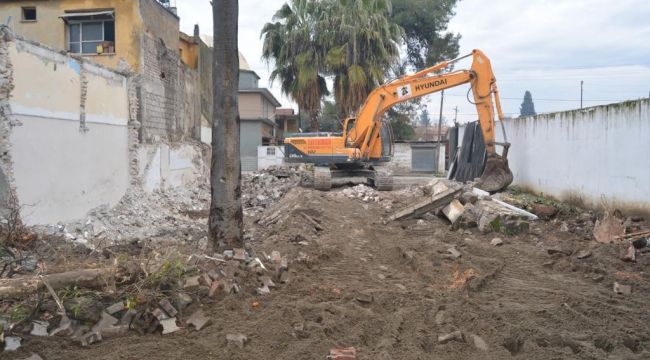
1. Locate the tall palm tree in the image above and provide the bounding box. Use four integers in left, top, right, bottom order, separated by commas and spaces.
324, 0, 402, 118
261, 0, 329, 131
210, 0, 243, 251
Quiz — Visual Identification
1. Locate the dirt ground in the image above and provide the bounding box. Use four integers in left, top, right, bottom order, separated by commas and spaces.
5, 184, 650, 360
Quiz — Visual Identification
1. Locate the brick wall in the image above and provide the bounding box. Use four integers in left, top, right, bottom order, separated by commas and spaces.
138, 34, 200, 143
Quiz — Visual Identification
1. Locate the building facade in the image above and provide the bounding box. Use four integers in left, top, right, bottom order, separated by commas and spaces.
0, 0, 200, 143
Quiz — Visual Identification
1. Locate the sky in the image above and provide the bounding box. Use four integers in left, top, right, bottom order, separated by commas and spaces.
177, 0, 650, 124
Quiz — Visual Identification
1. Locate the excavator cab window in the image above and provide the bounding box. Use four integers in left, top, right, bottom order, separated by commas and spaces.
344, 118, 356, 146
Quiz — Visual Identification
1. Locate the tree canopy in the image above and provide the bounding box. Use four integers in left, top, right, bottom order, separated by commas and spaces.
262, 0, 460, 130
520, 90, 536, 117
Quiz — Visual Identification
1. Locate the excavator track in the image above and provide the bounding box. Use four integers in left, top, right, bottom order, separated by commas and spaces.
313, 167, 332, 191
372, 171, 394, 191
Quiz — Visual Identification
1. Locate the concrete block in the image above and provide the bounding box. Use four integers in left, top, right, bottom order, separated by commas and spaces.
443, 199, 465, 224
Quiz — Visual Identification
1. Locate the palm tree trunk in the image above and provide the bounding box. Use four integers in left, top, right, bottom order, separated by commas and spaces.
310, 112, 320, 132
209, 0, 243, 252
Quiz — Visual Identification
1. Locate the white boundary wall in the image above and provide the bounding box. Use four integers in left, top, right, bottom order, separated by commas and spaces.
460, 99, 650, 213
5, 38, 130, 225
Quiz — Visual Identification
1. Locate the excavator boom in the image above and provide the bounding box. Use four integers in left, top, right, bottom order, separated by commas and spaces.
285, 49, 513, 192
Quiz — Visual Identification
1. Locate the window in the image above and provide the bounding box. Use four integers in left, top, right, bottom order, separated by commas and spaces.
67, 14, 115, 54
266, 147, 276, 156
21, 7, 37, 21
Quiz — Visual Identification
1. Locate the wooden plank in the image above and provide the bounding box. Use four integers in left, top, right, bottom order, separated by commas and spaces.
388, 187, 462, 221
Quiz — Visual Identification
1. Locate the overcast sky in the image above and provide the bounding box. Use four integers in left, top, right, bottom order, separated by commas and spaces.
177, 0, 650, 124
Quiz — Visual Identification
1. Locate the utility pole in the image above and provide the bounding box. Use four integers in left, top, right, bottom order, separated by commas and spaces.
435, 90, 445, 174
453, 106, 458, 125
580, 80, 584, 109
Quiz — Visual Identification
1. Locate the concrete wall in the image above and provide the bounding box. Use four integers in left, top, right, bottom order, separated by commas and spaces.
460, 99, 650, 213
138, 142, 208, 192
257, 146, 284, 170
2, 36, 130, 225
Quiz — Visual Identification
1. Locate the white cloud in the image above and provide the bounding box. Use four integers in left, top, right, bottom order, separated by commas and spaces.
176, 0, 650, 121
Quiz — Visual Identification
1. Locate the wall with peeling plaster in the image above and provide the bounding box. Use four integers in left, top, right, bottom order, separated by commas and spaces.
3, 36, 130, 225
459, 99, 650, 214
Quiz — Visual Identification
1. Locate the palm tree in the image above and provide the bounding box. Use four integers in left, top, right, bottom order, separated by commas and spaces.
261, 0, 329, 131
209, 0, 243, 251
324, 0, 402, 118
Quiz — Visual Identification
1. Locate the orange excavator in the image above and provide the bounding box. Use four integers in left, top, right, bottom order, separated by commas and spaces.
284, 49, 513, 193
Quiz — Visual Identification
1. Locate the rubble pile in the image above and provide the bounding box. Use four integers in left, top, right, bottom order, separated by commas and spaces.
340, 184, 382, 202
32, 182, 211, 247
242, 166, 309, 213
0, 247, 293, 351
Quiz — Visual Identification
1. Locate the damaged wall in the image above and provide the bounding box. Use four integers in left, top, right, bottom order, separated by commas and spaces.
138, 142, 208, 192
2, 35, 130, 225
461, 99, 650, 213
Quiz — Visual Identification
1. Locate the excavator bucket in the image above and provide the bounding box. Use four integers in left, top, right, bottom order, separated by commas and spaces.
476, 153, 513, 193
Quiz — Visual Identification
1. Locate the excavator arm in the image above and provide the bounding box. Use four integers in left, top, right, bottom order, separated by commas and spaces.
348, 49, 513, 192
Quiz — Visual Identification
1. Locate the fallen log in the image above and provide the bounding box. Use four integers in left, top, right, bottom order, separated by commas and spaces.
0, 268, 114, 299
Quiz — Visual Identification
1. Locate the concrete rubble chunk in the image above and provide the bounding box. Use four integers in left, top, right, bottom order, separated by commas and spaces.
160, 317, 181, 335
576, 250, 592, 259
279, 271, 290, 284
105, 301, 124, 315
443, 199, 465, 224
152, 308, 168, 321
531, 203, 557, 219
4, 336, 21, 351
446, 247, 462, 259
91, 312, 119, 334
613, 282, 632, 295
259, 276, 276, 288
30, 320, 49, 337
471, 334, 489, 351
184, 275, 201, 288
159, 299, 178, 318
209, 280, 224, 298
226, 333, 248, 348
270, 251, 282, 263
199, 273, 212, 287
593, 212, 626, 243
49, 315, 74, 337
434, 310, 447, 325
389, 188, 462, 221
186, 309, 211, 331
355, 292, 373, 304
223, 250, 234, 259
438, 330, 464, 344
173, 292, 193, 311
79, 331, 102, 346
491, 237, 504, 246
119, 309, 137, 326
233, 248, 246, 261
328, 347, 357, 359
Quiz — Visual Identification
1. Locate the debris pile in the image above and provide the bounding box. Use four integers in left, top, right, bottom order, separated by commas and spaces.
242, 166, 309, 213
0, 246, 293, 351
340, 184, 382, 202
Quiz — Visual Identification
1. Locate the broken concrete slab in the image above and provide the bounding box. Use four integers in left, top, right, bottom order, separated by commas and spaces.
471, 334, 489, 351
446, 247, 462, 259
593, 212, 625, 243
491, 237, 504, 246
160, 317, 181, 335
576, 250, 592, 259
105, 301, 124, 315
30, 320, 49, 337
355, 292, 373, 304
389, 187, 463, 221
233, 248, 247, 261
91, 312, 119, 334
328, 347, 357, 359
443, 199, 465, 224
613, 282, 632, 295
186, 309, 211, 331
159, 299, 178, 318
183, 275, 201, 288
226, 333, 248, 348
4, 336, 21, 351
438, 330, 464, 344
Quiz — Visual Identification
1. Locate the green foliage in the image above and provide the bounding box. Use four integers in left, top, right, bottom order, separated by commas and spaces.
8, 304, 29, 323
385, 110, 415, 140
391, 0, 460, 70
419, 108, 431, 127
320, 100, 342, 132
520, 90, 536, 116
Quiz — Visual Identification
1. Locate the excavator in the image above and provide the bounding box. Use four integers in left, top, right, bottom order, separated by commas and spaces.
284, 49, 513, 193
